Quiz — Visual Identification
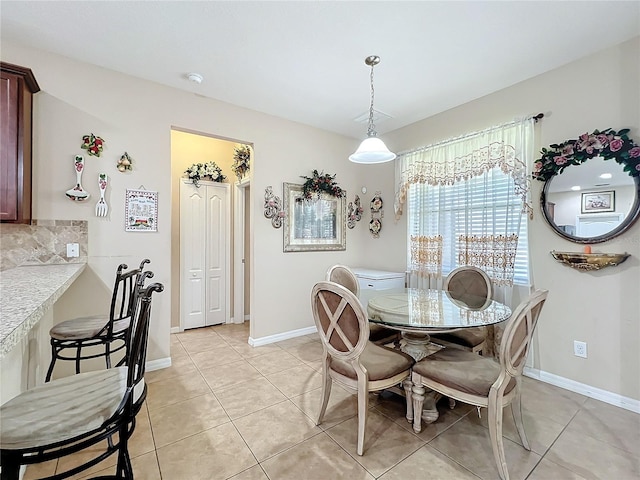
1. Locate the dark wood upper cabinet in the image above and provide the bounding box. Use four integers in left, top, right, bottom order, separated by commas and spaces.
1, 62, 40, 223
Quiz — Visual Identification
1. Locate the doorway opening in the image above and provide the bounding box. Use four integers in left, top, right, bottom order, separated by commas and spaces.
170, 128, 252, 332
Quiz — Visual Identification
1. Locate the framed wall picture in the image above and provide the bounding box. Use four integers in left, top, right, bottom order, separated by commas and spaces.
282, 182, 346, 252
581, 191, 615, 214
125, 188, 158, 232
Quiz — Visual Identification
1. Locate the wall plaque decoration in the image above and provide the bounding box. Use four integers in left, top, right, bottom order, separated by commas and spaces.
347, 194, 363, 229
117, 152, 133, 172
125, 188, 158, 232
264, 185, 284, 228
65, 155, 90, 201
81, 133, 105, 157
369, 192, 383, 238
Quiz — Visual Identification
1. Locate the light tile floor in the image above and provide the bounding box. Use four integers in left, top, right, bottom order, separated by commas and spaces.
26, 323, 640, 480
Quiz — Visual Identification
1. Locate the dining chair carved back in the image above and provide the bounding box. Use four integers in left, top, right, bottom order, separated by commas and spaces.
410, 289, 548, 480
0, 282, 164, 480
311, 281, 414, 455
326, 264, 360, 296
45, 259, 152, 382
326, 264, 398, 346
430, 265, 493, 354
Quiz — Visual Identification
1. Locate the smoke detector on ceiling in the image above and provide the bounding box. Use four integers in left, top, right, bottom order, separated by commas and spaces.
187, 73, 203, 84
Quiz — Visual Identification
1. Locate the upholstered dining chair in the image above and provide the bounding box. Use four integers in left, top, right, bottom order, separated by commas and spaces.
430, 265, 493, 354
45, 259, 151, 381
326, 264, 398, 346
410, 289, 548, 480
311, 281, 414, 455
0, 282, 164, 480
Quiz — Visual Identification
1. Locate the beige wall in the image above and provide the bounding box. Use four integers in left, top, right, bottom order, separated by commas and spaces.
386, 37, 640, 401
1, 41, 403, 367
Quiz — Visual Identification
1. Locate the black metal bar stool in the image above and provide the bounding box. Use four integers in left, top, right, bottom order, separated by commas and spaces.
0, 282, 164, 480
45, 259, 151, 382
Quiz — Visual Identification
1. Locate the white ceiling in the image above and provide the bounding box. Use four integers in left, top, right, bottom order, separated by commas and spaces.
2, 1, 639, 139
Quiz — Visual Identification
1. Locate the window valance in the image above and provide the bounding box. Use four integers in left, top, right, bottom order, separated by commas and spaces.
394, 119, 535, 219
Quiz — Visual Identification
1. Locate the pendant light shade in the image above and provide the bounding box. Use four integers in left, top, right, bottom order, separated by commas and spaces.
349, 136, 396, 164
349, 55, 396, 164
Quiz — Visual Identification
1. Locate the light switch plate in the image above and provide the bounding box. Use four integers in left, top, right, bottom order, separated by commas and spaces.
66, 243, 80, 258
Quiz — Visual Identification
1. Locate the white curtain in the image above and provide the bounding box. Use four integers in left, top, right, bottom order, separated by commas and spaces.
396, 118, 536, 296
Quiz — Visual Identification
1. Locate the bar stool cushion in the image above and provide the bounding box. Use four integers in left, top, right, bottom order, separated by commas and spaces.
1, 369, 126, 450
49, 315, 129, 340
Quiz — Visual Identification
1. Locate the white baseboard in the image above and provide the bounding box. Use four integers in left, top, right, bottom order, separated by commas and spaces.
170, 326, 180, 334
524, 367, 640, 414
146, 357, 171, 372
249, 325, 317, 347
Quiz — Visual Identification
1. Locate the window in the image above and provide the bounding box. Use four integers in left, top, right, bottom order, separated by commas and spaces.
407, 166, 530, 285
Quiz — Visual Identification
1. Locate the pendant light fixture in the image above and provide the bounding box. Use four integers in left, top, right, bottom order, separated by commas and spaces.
349, 55, 396, 164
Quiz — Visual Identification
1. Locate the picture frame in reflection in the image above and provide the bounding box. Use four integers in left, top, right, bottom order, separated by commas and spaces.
581, 191, 615, 214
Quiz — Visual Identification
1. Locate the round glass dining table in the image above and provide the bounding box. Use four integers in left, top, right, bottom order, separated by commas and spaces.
363, 288, 512, 425
365, 288, 512, 360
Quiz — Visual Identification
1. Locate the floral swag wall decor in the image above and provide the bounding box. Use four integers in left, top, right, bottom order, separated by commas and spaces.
185, 161, 226, 187
300, 170, 345, 201
533, 128, 640, 182
232, 144, 251, 180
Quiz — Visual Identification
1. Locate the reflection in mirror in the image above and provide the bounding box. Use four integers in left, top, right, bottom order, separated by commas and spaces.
541, 156, 640, 243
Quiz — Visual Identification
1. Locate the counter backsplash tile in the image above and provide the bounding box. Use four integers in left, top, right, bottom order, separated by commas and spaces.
0, 220, 88, 271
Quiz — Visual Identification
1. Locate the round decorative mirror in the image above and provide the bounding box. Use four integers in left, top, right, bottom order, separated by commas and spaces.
535, 128, 640, 244
540, 157, 640, 243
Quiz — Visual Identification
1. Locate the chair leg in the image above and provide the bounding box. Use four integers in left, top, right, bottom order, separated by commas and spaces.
45, 341, 57, 382
511, 389, 530, 450
105, 342, 112, 369
356, 377, 369, 456
402, 378, 413, 424
488, 393, 509, 480
114, 418, 135, 480
411, 373, 425, 434
0, 450, 21, 480
316, 358, 332, 425
75, 345, 82, 374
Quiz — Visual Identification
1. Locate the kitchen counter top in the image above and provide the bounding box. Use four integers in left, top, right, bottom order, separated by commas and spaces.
0, 263, 86, 358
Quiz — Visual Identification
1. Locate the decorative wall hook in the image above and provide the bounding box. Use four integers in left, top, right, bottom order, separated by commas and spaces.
264, 186, 285, 228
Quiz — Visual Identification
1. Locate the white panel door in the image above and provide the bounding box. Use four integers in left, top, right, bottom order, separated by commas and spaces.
181, 181, 206, 329
180, 179, 230, 330
205, 187, 227, 326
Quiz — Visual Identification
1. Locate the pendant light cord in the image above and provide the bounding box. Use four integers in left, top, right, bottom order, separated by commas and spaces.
367, 61, 377, 137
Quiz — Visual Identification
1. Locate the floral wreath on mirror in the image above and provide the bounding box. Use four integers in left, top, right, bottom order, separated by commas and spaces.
300, 170, 345, 200
533, 128, 640, 182
185, 161, 226, 187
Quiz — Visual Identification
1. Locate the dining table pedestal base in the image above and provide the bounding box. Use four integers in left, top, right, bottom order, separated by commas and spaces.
397, 332, 443, 427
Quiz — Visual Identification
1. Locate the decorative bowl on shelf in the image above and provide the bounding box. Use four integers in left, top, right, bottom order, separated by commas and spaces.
550, 251, 630, 271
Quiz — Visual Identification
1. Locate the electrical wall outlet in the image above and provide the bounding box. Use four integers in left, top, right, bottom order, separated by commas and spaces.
66, 243, 79, 258
573, 340, 587, 358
